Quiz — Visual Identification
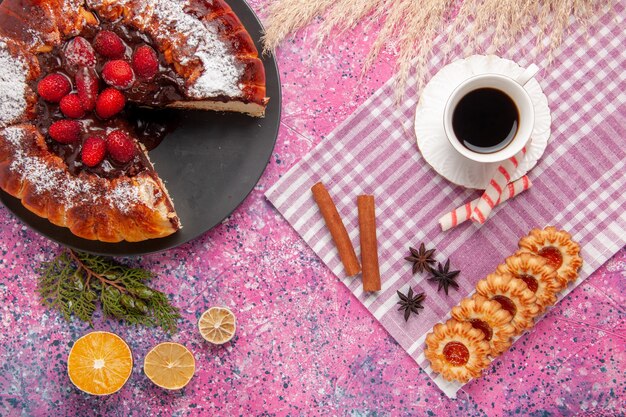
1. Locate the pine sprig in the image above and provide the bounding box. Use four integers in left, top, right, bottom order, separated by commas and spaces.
37, 249, 181, 334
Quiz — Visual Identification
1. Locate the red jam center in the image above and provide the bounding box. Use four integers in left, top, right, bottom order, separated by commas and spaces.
492, 295, 517, 317
468, 319, 493, 341
517, 274, 539, 293
538, 246, 563, 270
443, 341, 470, 366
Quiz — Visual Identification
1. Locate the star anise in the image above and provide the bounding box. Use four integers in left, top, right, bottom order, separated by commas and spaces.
428, 259, 460, 295
396, 287, 426, 321
405, 243, 436, 274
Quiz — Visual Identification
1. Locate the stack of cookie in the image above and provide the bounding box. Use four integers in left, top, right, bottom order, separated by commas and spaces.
425, 226, 583, 383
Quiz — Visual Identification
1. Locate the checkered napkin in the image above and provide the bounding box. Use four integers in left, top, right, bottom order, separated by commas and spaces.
266, 4, 626, 398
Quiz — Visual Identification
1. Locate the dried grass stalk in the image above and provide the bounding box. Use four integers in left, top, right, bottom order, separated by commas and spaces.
262, 0, 611, 97
314, 0, 385, 50
261, 0, 335, 52
378, 0, 453, 98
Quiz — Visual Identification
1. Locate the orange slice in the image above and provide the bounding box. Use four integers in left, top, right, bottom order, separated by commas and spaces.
143, 342, 195, 390
67, 331, 133, 396
198, 307, 237, 344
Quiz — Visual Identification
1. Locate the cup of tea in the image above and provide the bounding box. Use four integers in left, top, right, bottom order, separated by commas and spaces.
443, 64, 540, 163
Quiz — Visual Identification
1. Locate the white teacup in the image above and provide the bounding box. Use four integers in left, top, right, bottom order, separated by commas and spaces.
443, 64, 539, 163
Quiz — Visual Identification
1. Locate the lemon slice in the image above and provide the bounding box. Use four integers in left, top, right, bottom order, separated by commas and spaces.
67, 331, 133, 396
198, 307, 237, 344
143, 342, 195, 390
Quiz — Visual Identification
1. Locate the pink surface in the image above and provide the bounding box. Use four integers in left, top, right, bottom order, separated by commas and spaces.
0, 0, 624, 415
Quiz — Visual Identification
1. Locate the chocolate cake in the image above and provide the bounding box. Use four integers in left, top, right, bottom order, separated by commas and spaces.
0, 0, 269, 242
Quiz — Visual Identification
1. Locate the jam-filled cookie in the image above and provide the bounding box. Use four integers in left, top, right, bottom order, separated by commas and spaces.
451, 297, 515, 356
518, 226, 583, 285
425, 319, 491, 383
496, 252, 561, 311
474, 273, 539, 335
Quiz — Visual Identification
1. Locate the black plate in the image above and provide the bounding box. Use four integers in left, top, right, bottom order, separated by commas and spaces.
0, 0, 281, 256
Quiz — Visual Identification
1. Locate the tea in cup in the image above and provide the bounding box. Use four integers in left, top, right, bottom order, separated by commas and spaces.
443, 64, 539, 163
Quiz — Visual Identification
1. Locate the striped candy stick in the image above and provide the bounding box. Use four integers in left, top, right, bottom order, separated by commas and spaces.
471, 148, 528, 224
439, 176, 532, 231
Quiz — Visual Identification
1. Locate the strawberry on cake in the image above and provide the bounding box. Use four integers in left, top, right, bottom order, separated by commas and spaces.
0, 0, 269, 242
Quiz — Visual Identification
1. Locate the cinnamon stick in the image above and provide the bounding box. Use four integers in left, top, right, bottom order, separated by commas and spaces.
311, 182, 361, 276
357, 195, 381, 292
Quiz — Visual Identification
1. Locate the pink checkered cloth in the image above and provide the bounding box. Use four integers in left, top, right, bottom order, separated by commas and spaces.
266, 4, 626, 398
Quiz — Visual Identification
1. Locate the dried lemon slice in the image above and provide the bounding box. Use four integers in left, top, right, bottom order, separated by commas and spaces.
67, 331, 133, 396
143, 342, 195, 390
198, 307, 237, 344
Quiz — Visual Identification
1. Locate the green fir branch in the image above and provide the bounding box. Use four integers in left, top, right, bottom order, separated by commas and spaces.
37, 249, 181, 334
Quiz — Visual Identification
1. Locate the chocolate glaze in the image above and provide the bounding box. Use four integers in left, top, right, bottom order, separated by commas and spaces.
31, 13, 184, 179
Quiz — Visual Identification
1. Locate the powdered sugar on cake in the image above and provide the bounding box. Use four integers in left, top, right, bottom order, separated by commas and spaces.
0, 84, 28, 128
4, 127, 95, 206
88, 0, 244, 98
3, 125, 22, 147
109, 182, 142, 214
152, 0, 243, 98
0, 41, 29, 127
0, 41, 27, 84
2, 126, 147, 213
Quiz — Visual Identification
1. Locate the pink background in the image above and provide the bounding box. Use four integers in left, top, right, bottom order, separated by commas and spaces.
0, 0, 624, 415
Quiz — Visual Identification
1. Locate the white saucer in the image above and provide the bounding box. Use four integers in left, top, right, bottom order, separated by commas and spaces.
414, 55, 552, 190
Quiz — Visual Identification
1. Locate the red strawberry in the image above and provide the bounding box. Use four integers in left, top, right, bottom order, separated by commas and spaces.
64, 36, 96, 73
49, 119, 81, 144
106, 130, 135, 163
101, 60, 135, 89
132, 45, 159, 79
81, 136, 107, 167
59, 94, 85, 119
93, 30, 126, 59
76, 67, 99, 111
95, 88, 126, 119
37, 74, 71, 103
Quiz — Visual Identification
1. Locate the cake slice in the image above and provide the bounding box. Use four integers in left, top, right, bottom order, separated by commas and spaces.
89, 0, 268, 116
0, 0, 269, 242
